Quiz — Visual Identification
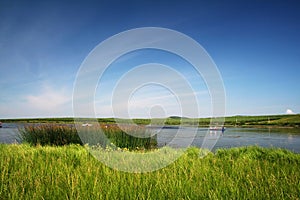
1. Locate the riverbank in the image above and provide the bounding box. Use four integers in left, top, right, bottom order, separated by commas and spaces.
1, 114, 299, 128
0, 144, 299, 199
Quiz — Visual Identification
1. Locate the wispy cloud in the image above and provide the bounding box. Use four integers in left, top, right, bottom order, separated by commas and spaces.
0, 83, 73, 118
25, 84, 71, 112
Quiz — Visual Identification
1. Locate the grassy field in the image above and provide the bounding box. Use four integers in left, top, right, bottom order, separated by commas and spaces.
0, 144, 299, 199
163, 114, 300, 127
1, 114, 300, 127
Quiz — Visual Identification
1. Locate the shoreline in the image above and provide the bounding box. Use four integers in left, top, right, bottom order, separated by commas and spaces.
1, 114, 299, 128
1, 121, 300, 130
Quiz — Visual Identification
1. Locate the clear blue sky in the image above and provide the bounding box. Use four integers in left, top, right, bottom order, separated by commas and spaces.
0, 0, 299, 118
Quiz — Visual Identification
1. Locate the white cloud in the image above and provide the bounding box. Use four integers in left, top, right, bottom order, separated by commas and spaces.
25, 84, 71, 111
0, 83, 73, 118
286, 109, 295, 114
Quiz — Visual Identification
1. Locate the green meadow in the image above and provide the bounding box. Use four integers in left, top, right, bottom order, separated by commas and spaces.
1, 144, 299, 199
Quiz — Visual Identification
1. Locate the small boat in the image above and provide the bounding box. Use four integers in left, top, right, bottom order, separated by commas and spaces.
82, 123, 93, 127
209, 126, 225, 132
0, 122, 2, 128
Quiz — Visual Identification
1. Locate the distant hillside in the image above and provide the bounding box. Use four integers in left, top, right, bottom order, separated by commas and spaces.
224, 114, 300, 127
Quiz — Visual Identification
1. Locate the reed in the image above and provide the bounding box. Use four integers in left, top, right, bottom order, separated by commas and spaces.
19, 124, 157, 150
19, 124, 82, 146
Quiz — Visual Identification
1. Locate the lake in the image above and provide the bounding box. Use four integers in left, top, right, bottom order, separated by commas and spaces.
155, 126, 300, 153
1, 123, 300, 153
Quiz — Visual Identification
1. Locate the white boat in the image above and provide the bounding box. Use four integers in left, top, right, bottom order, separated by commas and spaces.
209, 126, 225, 131
82, 123, 93, 127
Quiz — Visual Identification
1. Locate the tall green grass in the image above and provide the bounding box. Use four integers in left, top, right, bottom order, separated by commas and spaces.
0, 145, 299, 199
19, 124, 157, 150
20, 124, 82, 146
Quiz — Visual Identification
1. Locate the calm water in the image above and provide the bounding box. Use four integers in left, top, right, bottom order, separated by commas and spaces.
0, 123, 24, 143
1, 123, 300, 153
155, 126, 300, 152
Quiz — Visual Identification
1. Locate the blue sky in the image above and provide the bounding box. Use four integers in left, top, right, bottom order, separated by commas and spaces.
0, 0, 299, 118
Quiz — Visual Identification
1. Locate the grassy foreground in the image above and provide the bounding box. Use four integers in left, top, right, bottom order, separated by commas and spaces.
1, 145, 299, 199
